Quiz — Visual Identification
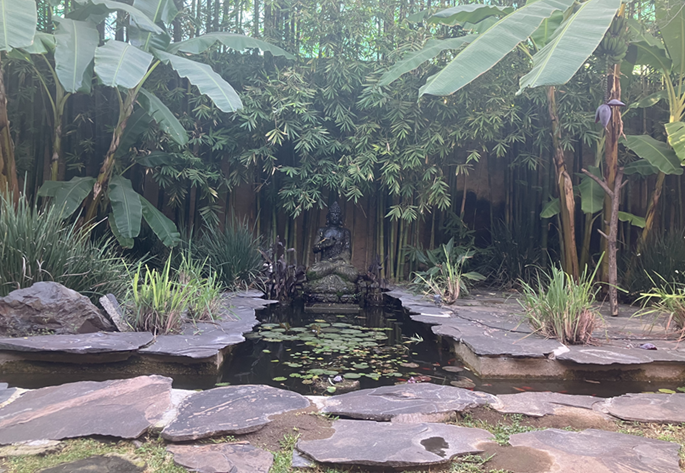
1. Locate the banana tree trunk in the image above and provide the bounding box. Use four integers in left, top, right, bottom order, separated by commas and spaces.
50, 86, 68, 181
0, 56, 19, 202
85, 89, 137, 222
639, 171, 665, 249
547, 86, 579, 279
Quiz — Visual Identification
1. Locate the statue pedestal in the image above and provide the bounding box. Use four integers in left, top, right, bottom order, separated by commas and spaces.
303, 274, 358, 304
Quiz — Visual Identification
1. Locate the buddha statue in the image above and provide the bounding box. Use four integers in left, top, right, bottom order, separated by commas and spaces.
304, 202, 359, 302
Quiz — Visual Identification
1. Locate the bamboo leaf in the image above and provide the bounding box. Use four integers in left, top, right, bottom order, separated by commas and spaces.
167, 31, 294, 58
428, 4, 512, 26
54, 19, 99, 93
540, 198, 560, 218
38, 176, 95, 218
0, 0, 37, 51
153, 49, 242, 112
379, 37, 475, 87
140, 195, 180, 247
108, 175, 142, 239
622, 135, 683, 175
665, 121, 685, 163
518, 0, 621, 93
420, 0, 575, 97
618, 211, 646, 228
135, 151, 179, 167
94, 40, 153, 89
138, 88, 188, 146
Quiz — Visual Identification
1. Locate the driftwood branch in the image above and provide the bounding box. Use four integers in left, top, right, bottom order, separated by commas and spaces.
581, 168, 613, 198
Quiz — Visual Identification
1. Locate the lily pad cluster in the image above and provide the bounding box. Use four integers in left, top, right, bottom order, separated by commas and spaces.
255, 318, 421, 389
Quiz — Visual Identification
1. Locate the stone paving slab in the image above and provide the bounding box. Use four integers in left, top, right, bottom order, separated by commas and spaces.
489, 391, 603, 417
557, 346, 654, 365
162, 384, 310, 441
601, 393, 685, 423
0, 376, 173, 445
509, 428, 682, 473
297, 419, 493, 468
319, 384, 496, 423
38, 454, 145, 472
139, 324, 244, 359
167, 442, 273, 473
0, 332, 153, 354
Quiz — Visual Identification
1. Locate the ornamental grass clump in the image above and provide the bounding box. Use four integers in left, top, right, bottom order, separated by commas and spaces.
519, 264, 600, 345
637, 275, 685, 335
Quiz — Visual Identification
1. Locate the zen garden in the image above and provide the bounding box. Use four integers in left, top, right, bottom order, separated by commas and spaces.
3, 0, 685, 472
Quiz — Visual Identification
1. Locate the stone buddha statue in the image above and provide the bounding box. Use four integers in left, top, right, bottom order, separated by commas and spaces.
304, 202, 359, 302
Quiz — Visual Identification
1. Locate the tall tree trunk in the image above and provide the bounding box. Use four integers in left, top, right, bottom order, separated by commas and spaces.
50, 87, 68, 181
547, 86, 579, 279
0, 56, 19, 202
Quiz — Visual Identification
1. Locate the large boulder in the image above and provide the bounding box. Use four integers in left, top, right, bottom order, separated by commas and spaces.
0, 282, 114, 336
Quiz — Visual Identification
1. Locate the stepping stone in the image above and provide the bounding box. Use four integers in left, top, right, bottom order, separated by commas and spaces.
320, 384, 495, 422
509, 428, 681, 473
167, 442, 273, 473
557, 346, 653, 365
297, 419, 493, 468
0, 385, 18, 407
162, 385, 310, 441
0, 375, 173, 445
139, 324, 244, 359
39, 454, 145, 472
0, 332, 153, 355
490, 391, 602, 417
602, 393, 685, 423
0, 440, 62, 457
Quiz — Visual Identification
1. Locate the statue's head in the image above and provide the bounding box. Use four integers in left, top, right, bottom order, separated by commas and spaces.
326, 201, 343, 226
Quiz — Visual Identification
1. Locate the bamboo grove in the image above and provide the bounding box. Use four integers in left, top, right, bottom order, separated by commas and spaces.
1, 0, 684, 293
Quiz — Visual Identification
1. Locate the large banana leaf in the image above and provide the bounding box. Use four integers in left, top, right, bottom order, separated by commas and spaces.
428, 4, 512, 26
130, 0, 176, 51
153, 49, 242, 113
0, 0, 37, 51
167, 32, 294, 59
21, 32, 55, 55
379, 36, 475, 87
420, 0, 574, 97
530, 11, 564, 49
518, 0, 621, 93
622, 135, 683, 175
623, 159, 659, 176
138, 88, 188, 146
129, 27, 171, 52
108, 212, 134, 248
94, 40, 153, 89
666, 121, 685, 163
656, 0, 684, 78
115, 108, 152, 158
578, 166, 604, 214
54, 19, 99, 93
38, 176, 95, 218
108, 175, 142, 239
628, 41, 672, 72
540, 198, 560, 218
618, 211, 646, 228
73, 0, 162, 34
140, 196, 180, 247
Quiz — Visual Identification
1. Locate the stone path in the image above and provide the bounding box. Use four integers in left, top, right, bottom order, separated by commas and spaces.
0, 378, 683, 471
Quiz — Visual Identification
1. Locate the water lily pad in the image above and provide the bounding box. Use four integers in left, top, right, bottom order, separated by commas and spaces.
659, 388, 676, 394
343, 373, 362, 379
263, 349, 271, 354
326, 386, 336, 393
273, 377, 287, 382
353, 363, 369, 369
284, 362, 303, 368
271, 359, 280, 363
291, 327, 307, 332
302, 379, 313, 385
290, 373, 302, 378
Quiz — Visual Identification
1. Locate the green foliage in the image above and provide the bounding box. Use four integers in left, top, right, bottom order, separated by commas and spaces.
519, 263, 600, 344
624, 229, 685, 295
0, 191, 128, 300
412, 238, 485, 304
637, 276, 685, 332
486, 220, 543, 287
193, 218, 262, 289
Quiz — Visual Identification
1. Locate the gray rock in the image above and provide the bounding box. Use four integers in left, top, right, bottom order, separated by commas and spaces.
490, 391, 602, 417
0, 376, 173, 445
0, 282, 114, 336
0, 332, 153, 355
162, 385, 310, 441
39, 454, 145, 472
320, 384, 496, 423
167, 443, 273, 473
291, 450, 316, 468
556, 346, 653, 365
139, 323, 243, 359
0, 440, 62, 457
304, 274, 357, 295
297, 419, 493, 468
0, 387, 17, 407
603, 393, 685, 423
461, 334, 563, 358
99, 294, 130, 332
509, 428, 681, 473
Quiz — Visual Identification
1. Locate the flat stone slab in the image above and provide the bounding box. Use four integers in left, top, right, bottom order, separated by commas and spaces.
139, 324, 244, 359
557, 346, 654, 365
167, 442, 273, 473
297, 419, 493, 468
162, 384, 310, 441
39, 454, 145, 472
320, 384, 496, 422
0, 385, 17, 406
0, 332, 153, 354
461, 334, 563, 358
490, 391, 602, 417
509, 428, 681, 472
0, 439, 62, 457
602, 393, 685, 423
0, 375, 173, 445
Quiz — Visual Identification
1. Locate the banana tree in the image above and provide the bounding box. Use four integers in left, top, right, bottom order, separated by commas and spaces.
0, 0, 37, 200
622, 0, 685, 247
381, 0, 622, 279
40, 0, 293, 248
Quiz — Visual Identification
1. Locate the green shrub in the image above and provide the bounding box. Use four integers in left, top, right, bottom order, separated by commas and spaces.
519, 264, 600, 345
485, 220, 544, 287
637, 276, 685, 333
0, 192, 128, 300
623, 229, 685, 296
194, 217, 262, 289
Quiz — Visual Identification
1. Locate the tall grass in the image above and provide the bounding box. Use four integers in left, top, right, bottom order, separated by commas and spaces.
519, 264, 600, 345
0, 192, 128, 300
624, 229, 685, 297
637, 275, 685, 335
194, 217, 262, 289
